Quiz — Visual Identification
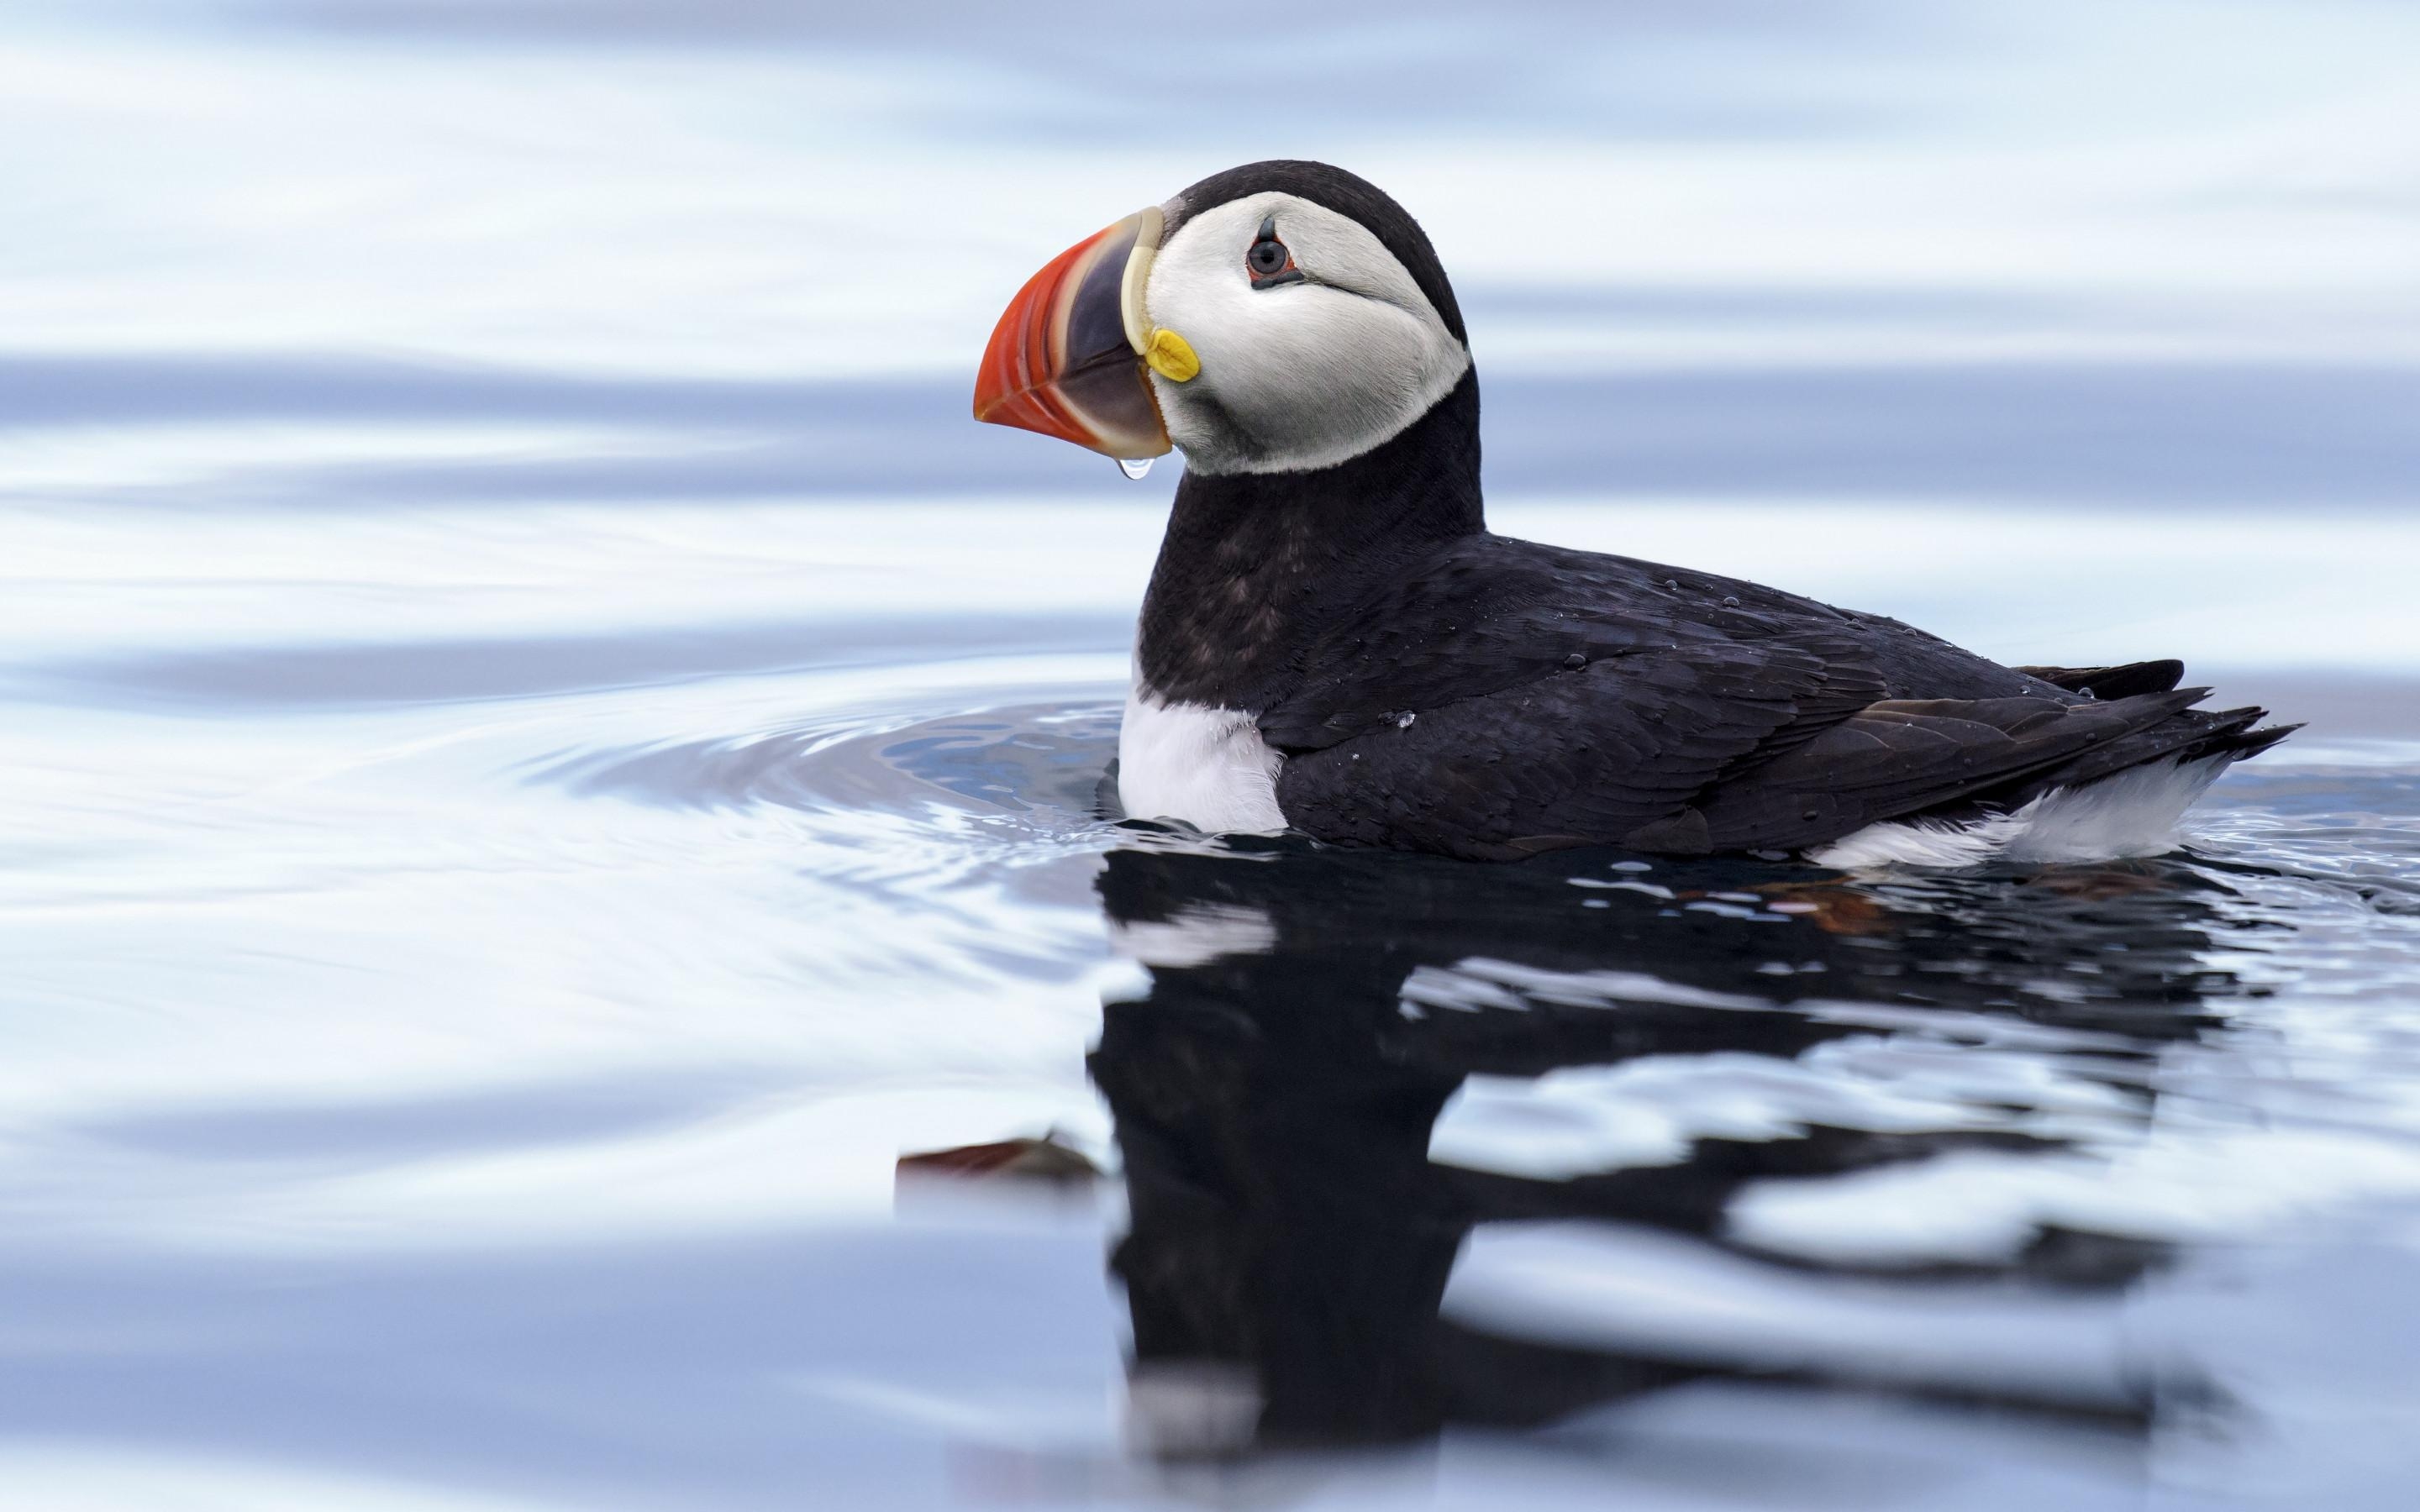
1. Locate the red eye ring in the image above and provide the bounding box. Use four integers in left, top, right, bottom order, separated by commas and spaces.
1246, 243, 1297, 282
1246, 213, 1304, 287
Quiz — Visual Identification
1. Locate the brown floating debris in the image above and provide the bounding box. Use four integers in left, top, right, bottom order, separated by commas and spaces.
1749, 882, 1893, 937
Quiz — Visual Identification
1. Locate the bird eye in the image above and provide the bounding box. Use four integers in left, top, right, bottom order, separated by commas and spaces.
1245, 214, 1302, 287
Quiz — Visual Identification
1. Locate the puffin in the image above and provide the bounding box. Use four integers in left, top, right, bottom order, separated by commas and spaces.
972, 160, 2294, 865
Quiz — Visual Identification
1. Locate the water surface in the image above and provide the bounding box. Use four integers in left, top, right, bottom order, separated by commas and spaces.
4, 491, 2417, 1509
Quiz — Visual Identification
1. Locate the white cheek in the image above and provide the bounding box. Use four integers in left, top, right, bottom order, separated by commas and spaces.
1208, 291, 1445, 452
1144, 193, 1469, 475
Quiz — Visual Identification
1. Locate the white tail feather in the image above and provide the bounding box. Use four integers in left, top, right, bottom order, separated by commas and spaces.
1807, 755, 2233, 870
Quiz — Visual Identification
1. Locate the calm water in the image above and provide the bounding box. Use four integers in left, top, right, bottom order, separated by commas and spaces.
4, 493, 2417, 1509
7, 1, 2420, 1507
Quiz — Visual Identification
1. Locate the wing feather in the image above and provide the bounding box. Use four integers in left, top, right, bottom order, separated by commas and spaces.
1247, 535, 2254, 858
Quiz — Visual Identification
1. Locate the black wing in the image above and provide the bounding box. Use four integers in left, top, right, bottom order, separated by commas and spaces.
1257, 535, 2252, 858
1257, 535, 2074, 757
1275, 633, 2202, 858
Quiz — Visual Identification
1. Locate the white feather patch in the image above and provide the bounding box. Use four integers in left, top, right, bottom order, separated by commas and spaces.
1118, 683, 1286, 835
1807, 755, 2233, 870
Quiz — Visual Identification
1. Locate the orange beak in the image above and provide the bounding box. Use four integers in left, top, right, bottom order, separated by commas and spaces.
972, 207, 1172, 461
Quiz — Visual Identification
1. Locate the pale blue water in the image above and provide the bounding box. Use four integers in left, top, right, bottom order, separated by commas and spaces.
3, 3, 2419, 1508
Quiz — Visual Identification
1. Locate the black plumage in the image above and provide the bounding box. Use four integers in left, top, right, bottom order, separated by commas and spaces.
1132, 165, 2293, 860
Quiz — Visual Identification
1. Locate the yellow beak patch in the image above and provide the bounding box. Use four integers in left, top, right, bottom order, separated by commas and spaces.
1144, 327, 1199, 383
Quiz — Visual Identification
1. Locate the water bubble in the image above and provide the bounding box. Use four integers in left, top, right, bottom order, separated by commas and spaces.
1117, 457, 1155, 480
1723, 596, 1740, 608
1395, 711, 1417, 729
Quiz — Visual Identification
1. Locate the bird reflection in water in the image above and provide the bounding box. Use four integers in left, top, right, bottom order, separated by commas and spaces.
1086, 831, 2266, 1462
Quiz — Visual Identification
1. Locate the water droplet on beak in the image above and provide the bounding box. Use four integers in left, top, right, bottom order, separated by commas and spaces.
1117, 457, 1155, 480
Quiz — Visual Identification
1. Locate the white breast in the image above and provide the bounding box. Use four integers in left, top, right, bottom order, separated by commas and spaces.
1118, 682, 1287, 835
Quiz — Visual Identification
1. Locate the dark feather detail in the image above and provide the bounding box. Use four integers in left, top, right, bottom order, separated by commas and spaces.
1974, 701, 2269, 809
1692, 689, 2207, 852
2014, 660, 2186, 700
1274, 637, 1828, 861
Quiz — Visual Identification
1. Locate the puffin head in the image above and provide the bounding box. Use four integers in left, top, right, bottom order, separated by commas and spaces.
973, 160, 1470, 476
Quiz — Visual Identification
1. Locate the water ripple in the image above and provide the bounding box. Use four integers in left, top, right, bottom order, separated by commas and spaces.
535, 699, 1123, 827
